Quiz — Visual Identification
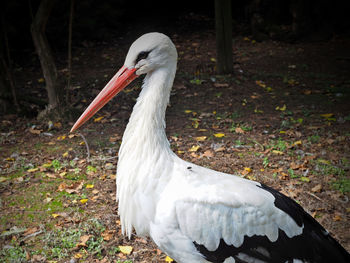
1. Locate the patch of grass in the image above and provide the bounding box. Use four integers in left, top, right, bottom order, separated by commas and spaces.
229, 122, 252, 133
262, 157, 269, 168
331, 177, 350, 194
44, 228, 82, 259
269, 137, 288, 152
0, 243, 26, 262
308, 135, 320, 144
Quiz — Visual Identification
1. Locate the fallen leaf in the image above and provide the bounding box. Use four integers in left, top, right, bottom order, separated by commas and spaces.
272, 150, 284, 155
189, 145, 200, 152
241, 167, 252, 176
213, 133, 225, 138
101, 230, 114, 241
74, 253, 83, 259
27, 168, 39, 173
57, 135, 66, 141
57, 182, 67, 191
235, 127, 245, 134
59, 171, 67, 177
333, 215, 342, 221
275, 104, 286, 111
86, 184, 94, 189
311, 184, 322, 193
0, 177, 7, 182
23, 227, 39, 236
29, 128, 42, 135
165, 256, 174, 262
62, 151, 69, 158
52, 213, 60, 218
80, 199, 88, 204
255, 80, 266, 88
300, 176, 310, 182
77, 235, 91, 247
94, 116, 104, 122
118, 245, 133, 255
202, 150, 214, 158
195, 136, 207, 141
320, 113, 333, 118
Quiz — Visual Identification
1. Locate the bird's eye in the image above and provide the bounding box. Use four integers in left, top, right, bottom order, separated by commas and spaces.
136, 51, 150, 63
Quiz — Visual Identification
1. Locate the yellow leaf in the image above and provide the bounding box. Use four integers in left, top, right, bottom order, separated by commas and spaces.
27, 168, 39, 173
62, 151, 69, 158
94, 116, 104, 122
118, 245, 133, 255
79, 141, 85, 145
59, 171, 67, 177
275, 104, 286, 111
318, 159, 331, 165
272, 150, 284, 155
38, 77, 45, 83
279, 130, 286, 134
184, 110, 192, 114
255, 80, 266, 88
74, 253, 83, 259
0, 177, 7, 183
86, 184, 94, 189
293, 140, 302, 146
213, 133, 225, 138
195, 136, 207, 141
189, 145, 200, 152
52, 213, 60, 218
320, 113, 333, 118
177, 150, 185, 154
57, 135, 66, 141
42, 162, 52, 168
80, 199, 88, 204
165, 256, 174, 262
244, 167, 252, 173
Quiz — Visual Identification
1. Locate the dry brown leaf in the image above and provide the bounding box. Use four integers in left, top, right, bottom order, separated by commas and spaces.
311, 184, 322, 193
101, 230, 114, 241
76, 235, 91, 248
29, 128, 42, 135
235, 127, 245, 134
202, 150, 214, 158
23, 227, 38, 236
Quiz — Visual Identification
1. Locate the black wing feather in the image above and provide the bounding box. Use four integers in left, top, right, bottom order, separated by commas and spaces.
194, 184, 350, 263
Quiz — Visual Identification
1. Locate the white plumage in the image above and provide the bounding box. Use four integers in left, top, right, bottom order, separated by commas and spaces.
72, 32, 350, 263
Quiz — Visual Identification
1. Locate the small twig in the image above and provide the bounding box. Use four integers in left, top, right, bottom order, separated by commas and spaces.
306, 192, 323, 202
20, 229, 44, 242
78, 133, 90, 161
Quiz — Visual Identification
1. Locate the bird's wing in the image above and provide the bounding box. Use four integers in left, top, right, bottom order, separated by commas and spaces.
165, 163, 349, 263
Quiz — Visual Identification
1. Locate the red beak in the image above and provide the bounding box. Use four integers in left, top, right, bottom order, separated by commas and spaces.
70, 66, 138, 132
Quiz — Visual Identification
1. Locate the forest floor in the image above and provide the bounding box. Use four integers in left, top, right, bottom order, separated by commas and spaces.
1, 26, 350, 262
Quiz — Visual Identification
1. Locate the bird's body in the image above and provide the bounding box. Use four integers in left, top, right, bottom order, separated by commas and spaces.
72, 33, 350, 263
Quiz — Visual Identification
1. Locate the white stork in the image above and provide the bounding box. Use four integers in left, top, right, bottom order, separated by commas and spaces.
71, 32, 350, 263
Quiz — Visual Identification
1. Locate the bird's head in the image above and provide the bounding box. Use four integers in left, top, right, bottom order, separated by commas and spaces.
70, 32, 177, 132
125, 32, 177, 75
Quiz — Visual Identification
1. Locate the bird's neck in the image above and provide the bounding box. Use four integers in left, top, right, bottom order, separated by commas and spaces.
116, 63, 177, 237
120, 65, 176, 158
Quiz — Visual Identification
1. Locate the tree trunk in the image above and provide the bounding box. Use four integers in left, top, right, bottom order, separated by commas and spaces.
215, 0, 233, 74
31, 0, 59, 110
